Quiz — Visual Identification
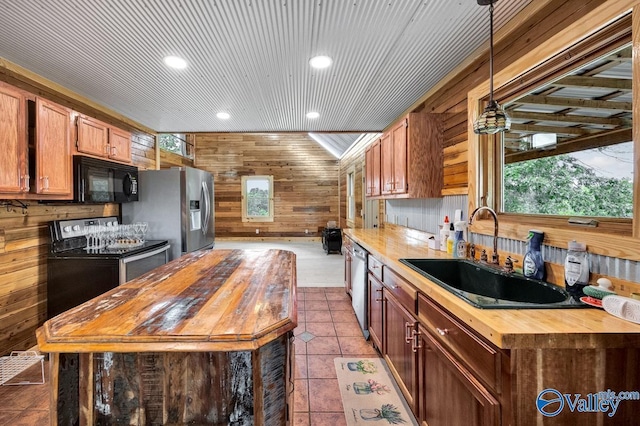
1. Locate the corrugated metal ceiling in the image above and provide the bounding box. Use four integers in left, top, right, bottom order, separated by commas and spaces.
0, 0, 532, 133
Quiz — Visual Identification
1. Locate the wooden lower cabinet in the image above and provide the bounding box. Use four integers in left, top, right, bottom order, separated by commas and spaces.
383, 289, 417, 412
368, 272, 383, 350
417, 323, 500, 426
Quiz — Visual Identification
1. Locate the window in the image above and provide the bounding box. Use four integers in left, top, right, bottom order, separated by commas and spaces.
158, 133, 193, 158
242, 175, 274, 222
500, 44, 633, 219
347, 168, 356, 226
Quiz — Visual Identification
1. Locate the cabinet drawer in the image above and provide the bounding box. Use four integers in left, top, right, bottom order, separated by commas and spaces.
368, 255, 383, 281
383, 268, 417, 313
418, 293, 499, 390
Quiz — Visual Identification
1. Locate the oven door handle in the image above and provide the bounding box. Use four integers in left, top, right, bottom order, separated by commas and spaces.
121, 244, 171, 264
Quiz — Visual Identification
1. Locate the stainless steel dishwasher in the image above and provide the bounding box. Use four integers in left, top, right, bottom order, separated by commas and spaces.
350, 242, 369, 339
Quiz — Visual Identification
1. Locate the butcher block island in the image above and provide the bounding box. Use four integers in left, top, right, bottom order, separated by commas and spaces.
37, 249, 297, 426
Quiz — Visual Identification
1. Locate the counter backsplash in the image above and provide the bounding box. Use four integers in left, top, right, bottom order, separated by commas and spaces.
384, 196, 640, 285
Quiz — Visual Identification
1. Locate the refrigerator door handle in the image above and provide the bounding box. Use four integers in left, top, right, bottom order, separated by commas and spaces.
201, 181, 211, 237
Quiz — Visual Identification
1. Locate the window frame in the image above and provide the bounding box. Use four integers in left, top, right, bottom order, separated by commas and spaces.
241, 175, 274, 223
467, 5, 640, 261
346, 166, 356, 227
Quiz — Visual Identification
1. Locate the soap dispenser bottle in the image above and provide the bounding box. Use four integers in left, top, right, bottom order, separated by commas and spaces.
564, 241, 590, 301
522, 230, 545, 280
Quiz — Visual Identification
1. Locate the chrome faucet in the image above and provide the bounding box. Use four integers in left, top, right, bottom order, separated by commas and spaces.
468, 206, 499, 265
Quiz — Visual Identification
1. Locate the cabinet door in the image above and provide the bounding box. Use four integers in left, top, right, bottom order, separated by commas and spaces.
365, 146, 373, 197
368, 273, 383, 350
0, 85, 27, 193
417, 324, 500, 426
108, 127, 131, 162
77, 115, 108, 157
383, 290, 416, 411
380, 132, 393, 195
371, 140, 381, 196
391, 119, 407, 194
36, 98, 72, 195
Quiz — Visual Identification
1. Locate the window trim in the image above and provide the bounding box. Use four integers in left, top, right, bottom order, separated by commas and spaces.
467, 4, 640, 261
346, 166, 356, 227
241, 175, 274, 223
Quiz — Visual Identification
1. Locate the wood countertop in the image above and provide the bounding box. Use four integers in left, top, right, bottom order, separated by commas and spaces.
345, 228, 640, 350
37, 249, 297, 353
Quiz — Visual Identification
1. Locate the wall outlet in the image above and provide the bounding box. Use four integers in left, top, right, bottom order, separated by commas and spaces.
305, 229, 309, 234
255, 229, 259, 234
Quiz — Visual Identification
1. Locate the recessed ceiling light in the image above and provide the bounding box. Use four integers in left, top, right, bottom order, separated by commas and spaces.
163, 55, 188, 69
309, 55, 333, 69
216, 112, 230, 120
306, 111, 320, 119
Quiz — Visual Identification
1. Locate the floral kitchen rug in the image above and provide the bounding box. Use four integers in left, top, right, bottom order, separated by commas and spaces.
334, 357, 418, 425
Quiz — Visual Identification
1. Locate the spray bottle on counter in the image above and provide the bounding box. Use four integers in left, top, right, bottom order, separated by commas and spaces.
564, 241, 590, 301
453, 221, 467, 258
522, 230, 545, 280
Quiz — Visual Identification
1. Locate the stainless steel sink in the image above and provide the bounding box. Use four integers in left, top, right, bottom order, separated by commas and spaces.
399, 258, 586, 309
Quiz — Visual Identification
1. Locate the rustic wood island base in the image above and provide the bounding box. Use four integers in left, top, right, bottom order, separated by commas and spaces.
37, 249, 297, 426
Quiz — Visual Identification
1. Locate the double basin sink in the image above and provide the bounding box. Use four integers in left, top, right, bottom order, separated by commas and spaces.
399, 258, 585, 309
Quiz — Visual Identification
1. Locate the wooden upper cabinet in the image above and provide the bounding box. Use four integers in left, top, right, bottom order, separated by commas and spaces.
365, 139, 381, 197
391, 119, 408, 195
76, 115, 132, 163
108, 127, 131, 163
379, 112, 444, 199
380, 132, 393, 195
77, 115, 109, 157
36, 98, 72, 196
0, 84, 27, 193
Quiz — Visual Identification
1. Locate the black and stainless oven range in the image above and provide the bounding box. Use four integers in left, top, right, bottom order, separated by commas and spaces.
47, 216, 170, 319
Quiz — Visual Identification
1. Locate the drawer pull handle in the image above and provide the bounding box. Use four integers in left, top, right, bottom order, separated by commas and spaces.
375, 288, 383, 302
405, 322, 412, 343
437, 328, 448, 336
411, 329, 422, 353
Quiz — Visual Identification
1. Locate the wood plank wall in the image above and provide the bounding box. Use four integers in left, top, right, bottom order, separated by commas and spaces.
0, 67, 157, 355
338, 0, 607, 224
194, 133, 339, 238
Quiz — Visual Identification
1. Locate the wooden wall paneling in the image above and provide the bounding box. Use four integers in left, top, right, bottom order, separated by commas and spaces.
159, 149, 194, 169
194, 133, 340, 237
0, 203, 119, 355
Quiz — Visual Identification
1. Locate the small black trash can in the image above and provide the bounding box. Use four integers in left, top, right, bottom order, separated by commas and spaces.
322, 228, 342, 254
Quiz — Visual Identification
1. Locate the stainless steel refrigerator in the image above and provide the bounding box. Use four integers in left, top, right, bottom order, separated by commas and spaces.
122, 167, 214, 261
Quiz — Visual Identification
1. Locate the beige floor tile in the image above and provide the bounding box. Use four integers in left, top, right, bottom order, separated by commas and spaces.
306, 336, 341, 355
293, 412, 311, 425
305, 322, 336, 337
338, 336, 379, 356
294, 337, 307, 355
305, 292, 327, 301
328, 300, 353, 311
330, 310, 357, 322
306, 311, 333, 322
310, 412, 348, 426
307, 355, 338, 379
306, 299, 330, 311
295, 354, 308, 379
308, 379, 343, 412
333, 321, 364, 337
294, 379, 310, 412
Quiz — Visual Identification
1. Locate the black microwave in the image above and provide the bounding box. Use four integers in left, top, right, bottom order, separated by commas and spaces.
73, 156, 139, 203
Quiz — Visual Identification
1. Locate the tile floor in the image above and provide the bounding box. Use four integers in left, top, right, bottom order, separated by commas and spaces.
0, 241, 379, 425
293, 287, 380, 426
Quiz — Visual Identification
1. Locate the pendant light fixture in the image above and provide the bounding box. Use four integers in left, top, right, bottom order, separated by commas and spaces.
473, 0, 511, 134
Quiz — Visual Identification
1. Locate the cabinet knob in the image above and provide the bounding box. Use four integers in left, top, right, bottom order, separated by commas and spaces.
436, 327, 448, 336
